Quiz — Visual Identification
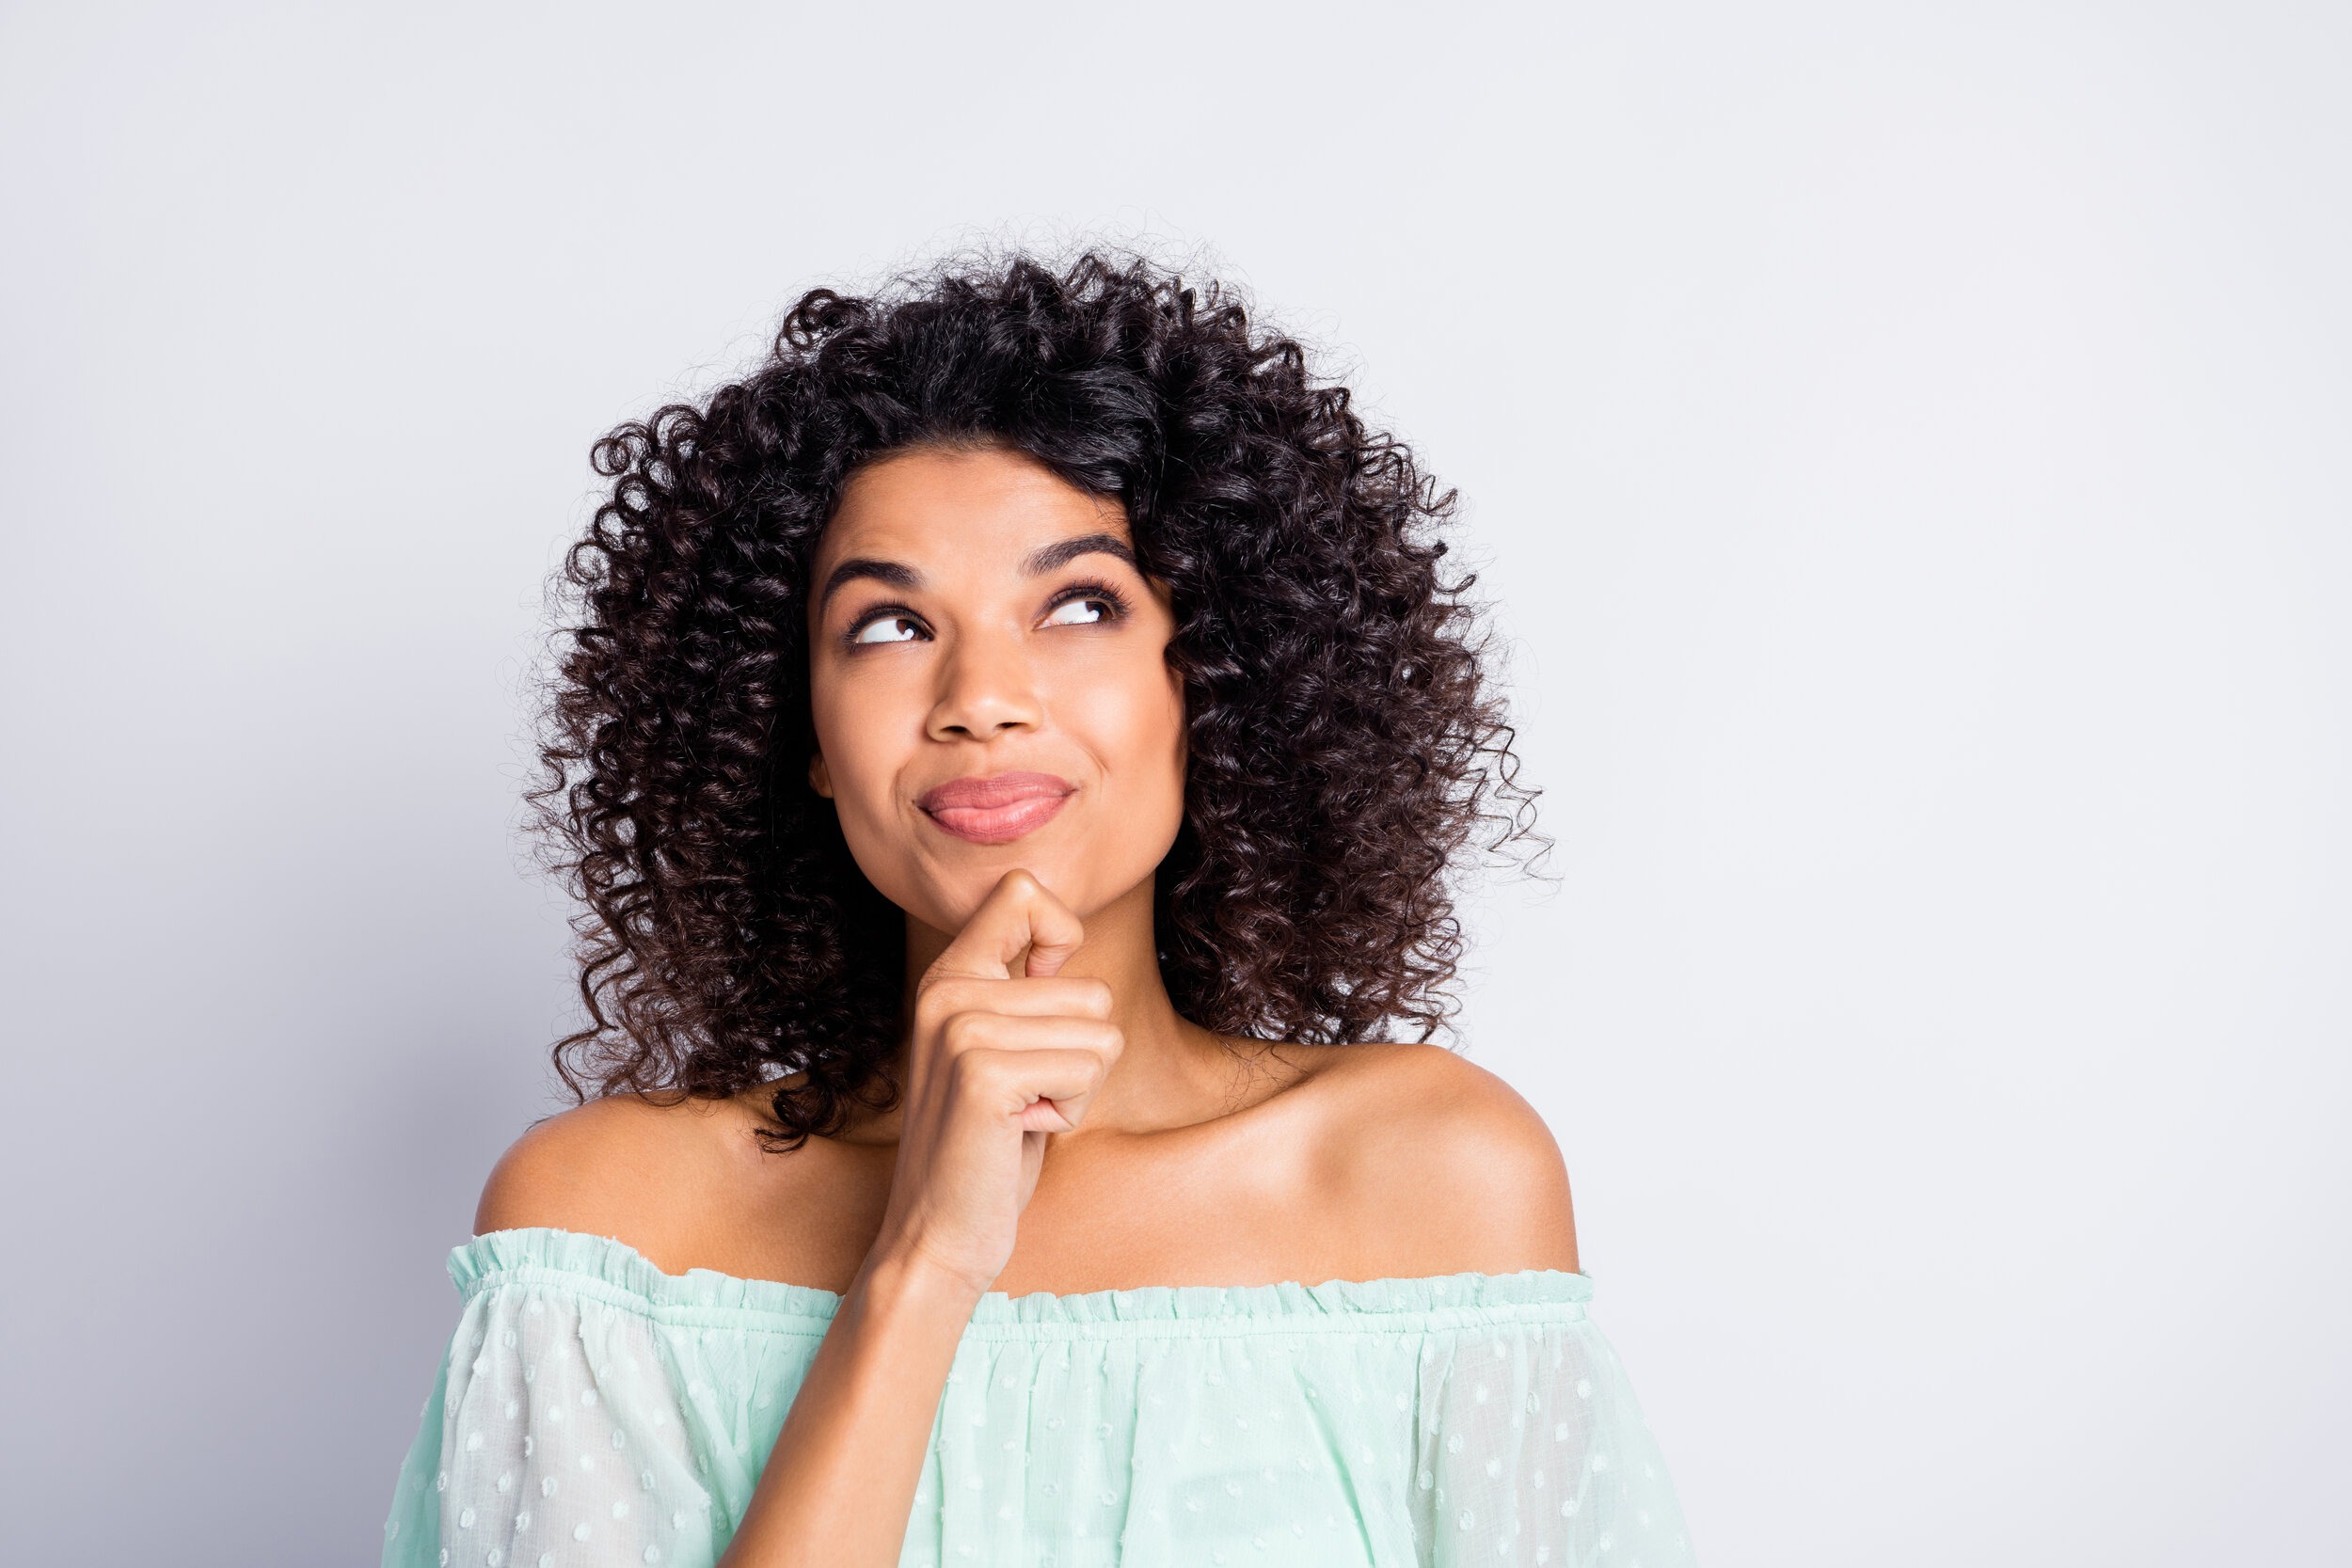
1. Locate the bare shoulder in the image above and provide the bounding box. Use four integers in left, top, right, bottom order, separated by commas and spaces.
473, 1083, 886, 1286
1311, 1042, 1581, 1277
472, 1090, 749, 1266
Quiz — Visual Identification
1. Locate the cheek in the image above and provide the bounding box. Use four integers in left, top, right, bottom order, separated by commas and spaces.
809, 668, 912, 823
1068, 650, 1187, 810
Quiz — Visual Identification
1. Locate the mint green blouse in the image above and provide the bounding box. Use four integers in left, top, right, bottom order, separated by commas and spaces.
381, 1227, 1695, 1568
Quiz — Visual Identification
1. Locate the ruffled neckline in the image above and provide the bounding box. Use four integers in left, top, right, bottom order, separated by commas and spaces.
451, 1226, 1594, 1328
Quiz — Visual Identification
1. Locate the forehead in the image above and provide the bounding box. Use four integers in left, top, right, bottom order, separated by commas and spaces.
815, 446, 1128, 569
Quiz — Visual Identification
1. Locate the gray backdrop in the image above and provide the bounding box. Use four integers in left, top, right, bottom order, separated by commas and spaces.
4, 4, 2345, 1564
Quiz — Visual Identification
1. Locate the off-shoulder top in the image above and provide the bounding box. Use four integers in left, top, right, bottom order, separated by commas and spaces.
380, 1227, 1696, 1567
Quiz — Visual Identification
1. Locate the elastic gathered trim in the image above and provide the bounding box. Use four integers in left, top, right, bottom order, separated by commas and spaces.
449, 1227, 1597, 1341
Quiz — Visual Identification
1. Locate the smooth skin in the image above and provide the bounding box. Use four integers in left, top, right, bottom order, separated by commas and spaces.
476, 446, 1581, 1567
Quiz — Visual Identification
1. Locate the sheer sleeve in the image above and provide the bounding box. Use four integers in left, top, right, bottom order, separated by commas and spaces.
1410, 1309, 1697, 1567
382, 1278, 724, 1568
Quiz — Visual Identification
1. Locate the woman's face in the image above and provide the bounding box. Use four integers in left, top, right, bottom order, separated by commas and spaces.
805, 445, 1187, 940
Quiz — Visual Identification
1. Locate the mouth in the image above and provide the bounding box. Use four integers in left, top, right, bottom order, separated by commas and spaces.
915, 770, 1077, 846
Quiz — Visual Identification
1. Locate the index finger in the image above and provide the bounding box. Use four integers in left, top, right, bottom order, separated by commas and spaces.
927, 869, 1085, 981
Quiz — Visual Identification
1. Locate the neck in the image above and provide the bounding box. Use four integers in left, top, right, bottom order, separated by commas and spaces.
894, 876, 1248, 1139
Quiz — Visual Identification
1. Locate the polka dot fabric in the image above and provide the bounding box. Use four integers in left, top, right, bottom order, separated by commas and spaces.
381, 1228, 1694, 1568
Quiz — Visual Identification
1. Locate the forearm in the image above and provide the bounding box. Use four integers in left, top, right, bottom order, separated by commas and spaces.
715, 1248, 981, 1568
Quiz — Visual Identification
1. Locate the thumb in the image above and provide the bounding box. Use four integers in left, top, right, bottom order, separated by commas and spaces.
928, 869, 1085, 982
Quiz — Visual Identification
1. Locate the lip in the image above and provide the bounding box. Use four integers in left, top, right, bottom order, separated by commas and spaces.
915, 770, 1077, 846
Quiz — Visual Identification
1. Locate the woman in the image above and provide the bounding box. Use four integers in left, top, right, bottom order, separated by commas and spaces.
381, 251, 1697, 1567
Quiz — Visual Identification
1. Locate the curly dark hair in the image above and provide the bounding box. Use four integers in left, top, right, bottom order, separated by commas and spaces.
531, 248, 1542, 1148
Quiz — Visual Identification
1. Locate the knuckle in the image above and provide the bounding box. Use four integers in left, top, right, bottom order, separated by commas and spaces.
917, 978, 974, 1020
944, 1046, 995, 1093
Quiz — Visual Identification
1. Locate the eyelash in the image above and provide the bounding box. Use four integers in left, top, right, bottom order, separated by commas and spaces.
840, 579, 1134, 645
1044, 578, 1134, 623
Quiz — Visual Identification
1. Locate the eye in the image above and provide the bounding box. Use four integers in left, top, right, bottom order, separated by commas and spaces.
1038, 583, 1130, 628
1041, 597, 1109, 627
850, 613, 928, 645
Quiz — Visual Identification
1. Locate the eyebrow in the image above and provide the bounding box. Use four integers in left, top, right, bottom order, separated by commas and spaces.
817, 557, 921, 610
816, 533, 1139, 611
1021, 532, 1139, 577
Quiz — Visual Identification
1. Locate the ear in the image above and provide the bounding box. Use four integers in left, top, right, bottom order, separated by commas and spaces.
807, 752, 834, 799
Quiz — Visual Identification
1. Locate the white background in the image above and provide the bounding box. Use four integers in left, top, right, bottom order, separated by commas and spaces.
3, 4, 2345, 1564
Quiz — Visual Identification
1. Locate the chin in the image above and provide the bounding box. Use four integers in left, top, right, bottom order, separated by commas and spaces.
852, 812, 1179, 934
946, 857, 1090, 913
904, 855, 1128, 933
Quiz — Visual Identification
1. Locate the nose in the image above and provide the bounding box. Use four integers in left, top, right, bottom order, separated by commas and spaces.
925, 625, 1043, 742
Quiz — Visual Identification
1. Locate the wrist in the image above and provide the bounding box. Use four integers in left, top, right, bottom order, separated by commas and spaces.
854, 1244, 992, 1321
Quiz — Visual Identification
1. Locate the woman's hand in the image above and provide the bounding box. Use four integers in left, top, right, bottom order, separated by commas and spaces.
866, 868, 1122, 1298
714, 868, 1113, 1566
